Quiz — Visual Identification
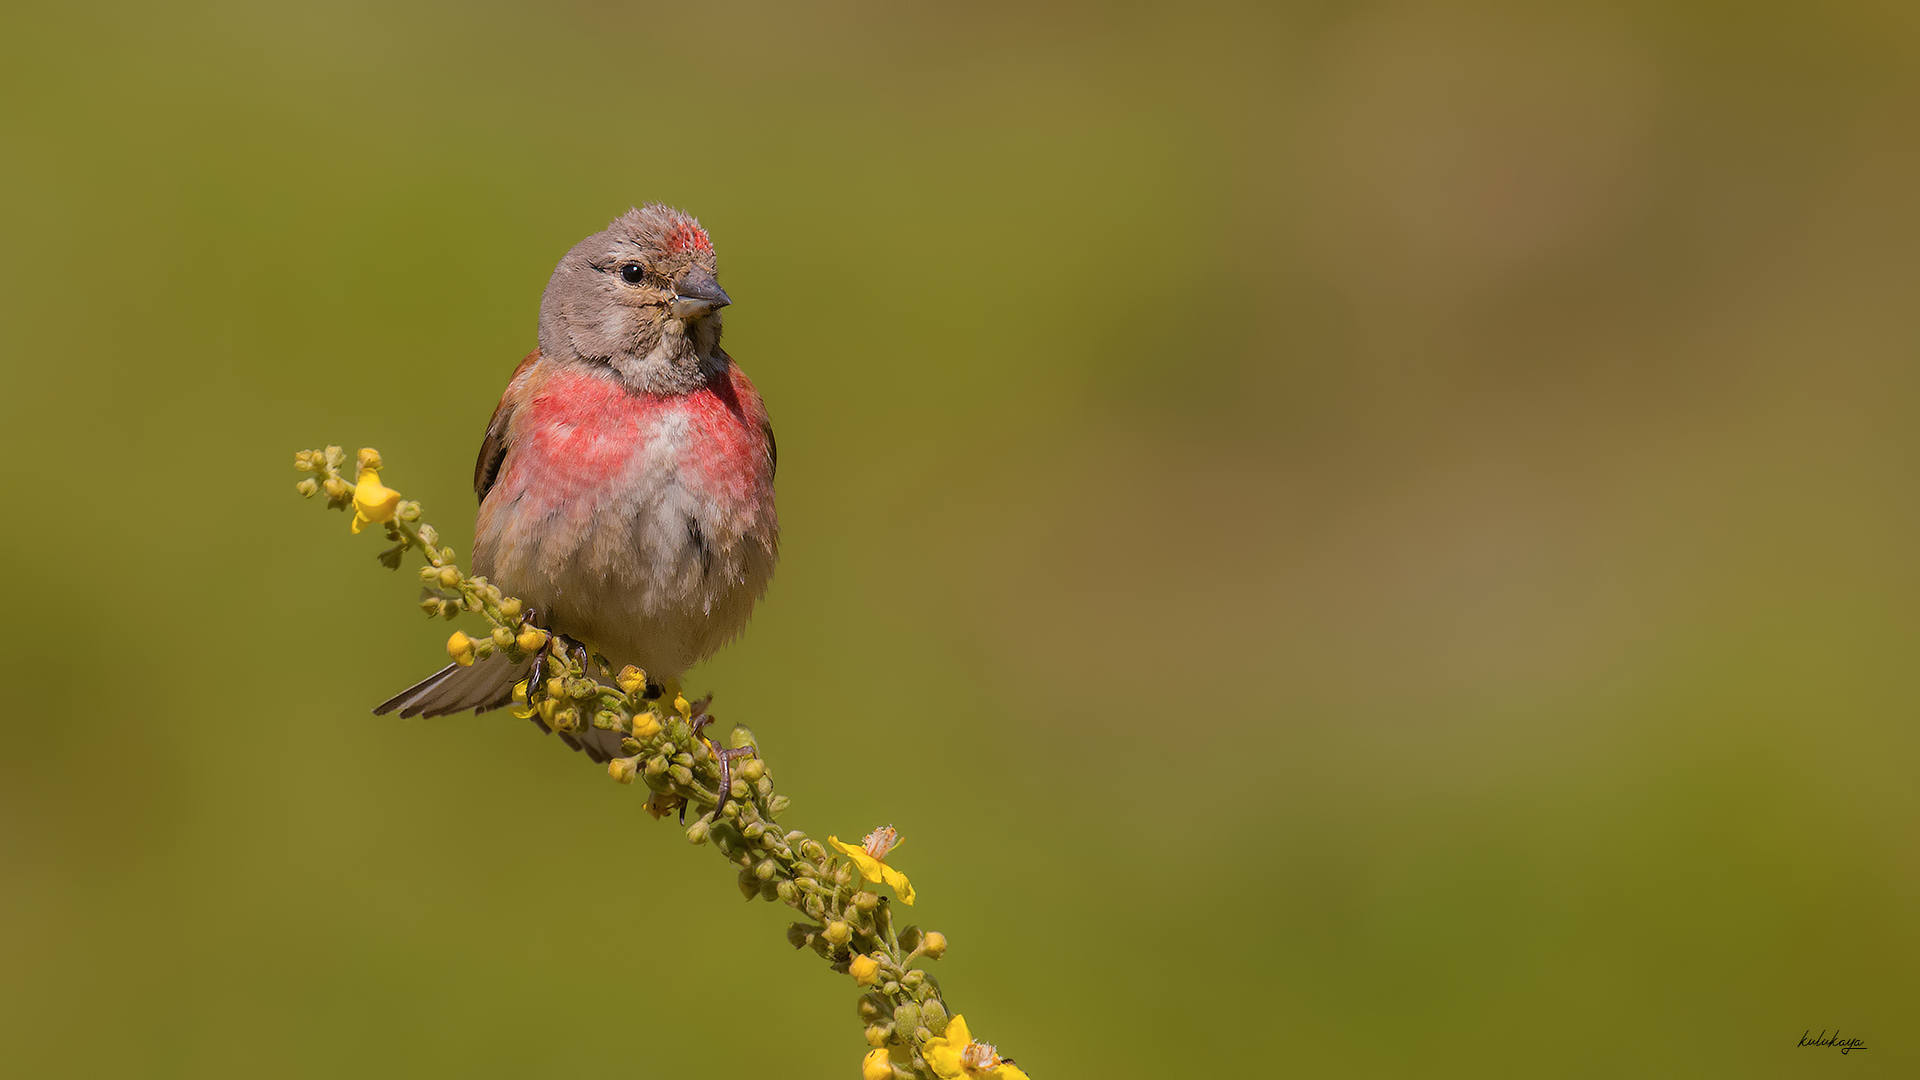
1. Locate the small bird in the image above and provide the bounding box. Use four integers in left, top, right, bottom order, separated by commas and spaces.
375, 205, 779, 760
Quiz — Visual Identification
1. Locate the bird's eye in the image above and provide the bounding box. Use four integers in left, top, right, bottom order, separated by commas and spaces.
620, 263, 645, 284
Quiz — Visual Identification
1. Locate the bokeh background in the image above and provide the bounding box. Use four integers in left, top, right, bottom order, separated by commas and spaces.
4, 1, 1917, 1075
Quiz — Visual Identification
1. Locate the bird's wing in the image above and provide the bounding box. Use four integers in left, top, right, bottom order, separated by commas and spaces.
475, 350, 542, 501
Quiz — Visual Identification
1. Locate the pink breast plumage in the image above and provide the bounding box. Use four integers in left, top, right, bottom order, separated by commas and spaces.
498, 366, 772, 516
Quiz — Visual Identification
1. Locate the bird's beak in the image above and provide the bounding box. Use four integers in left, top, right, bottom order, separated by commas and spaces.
671, 267, 732, 319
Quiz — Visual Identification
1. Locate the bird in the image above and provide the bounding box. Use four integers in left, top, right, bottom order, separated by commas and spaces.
374, 205, 779, 761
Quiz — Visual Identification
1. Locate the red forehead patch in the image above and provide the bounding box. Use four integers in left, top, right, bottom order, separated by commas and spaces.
666, 221, 713, 255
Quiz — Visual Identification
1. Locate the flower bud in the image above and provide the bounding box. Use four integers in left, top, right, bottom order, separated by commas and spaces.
786, 923, 814, 950
490, 626, 514, 649
686, 820, 710, 845
439, 601, 459, 620
446, 631, 474, 666
901, 970, 925, 990
607, 757, 638, 784
738, 759, 766, 782
737, 869, 761, 900
768, 794, 792, 816
728, 724, 757, 750
849, 953, 881, 985
357, 447, 383, 472
759, 879, 780, 902
891, 1003, 920, 1033
833, 863, 855, 887
856, 994, 887, 1021
775, 879, 797, 903
919, 997, 948, 1034
729, 779, 748, 800
295, 478, 319, 497
823, 920, 852, 946
754, 859, 778, 881
517, 627, 547, 653
418, 598, 441, 617
644, 755, 667, 777
323, 445, 346, 468
742, 821, 766, 841
551, 708, 579, 734
496, 596, 521, 619
668, 764, 693, 786
323, 476, 351, 500
863, 1024, 891, 1048
294, 451, 317, 471
861, 1048, 893, 1080
896, 926, 922, 953
854, 891, 879, 913
921, 931, 947, 959
615, 665, 647, 693
632, 712, 663, 739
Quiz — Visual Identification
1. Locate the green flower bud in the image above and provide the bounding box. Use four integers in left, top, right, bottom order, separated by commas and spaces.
743, 821, 765, 841
323, 476, 351, 500
720, 801, 740, 820
920, 998, 948, 1034
755, 776, 774, 799
356, 447, 383, 472
497, 596, 521, 619
728, 725, 757, 750
857, 994, 887, 1022
644, 755, 668, 777
901, 970, 925, 990
738, 759, 766, 782
437, 565, 461, 588
491, 626, 514, 648
294, 451, 318, 472
775, 880, 797, 903
833, 863, 855, 887
804, 895, 826, 919
607, 758, 638, 784
921, 931, 947, 959
824, 920, 852, 946
863, 1023, 893, 1047
686, 820, 710, 845
787, 923, 814, 950
668, 764, 693, 786
418, 598, 441, 617
737, 869, 761, 900
897, 927, 923, 953
567, 678, 597, 700
418, 523, 440, 548
755, 859, 778, 881
799, 838, 823, 860
551, 708, 579, 734
854, 891, 879, 913
730, 779, 748, 799
439, 600, 459, 619
883, 981, 901, 996
295, 478, 319, 497
891, 1003, 920, 1033
759, 879, 780, 901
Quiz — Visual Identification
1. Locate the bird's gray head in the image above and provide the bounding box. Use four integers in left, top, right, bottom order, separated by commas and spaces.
537, 205, 732, 393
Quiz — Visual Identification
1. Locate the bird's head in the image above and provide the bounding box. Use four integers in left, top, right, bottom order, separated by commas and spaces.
537, 205, 731, 393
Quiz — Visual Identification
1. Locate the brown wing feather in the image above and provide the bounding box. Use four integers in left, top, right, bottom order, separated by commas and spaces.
475, 351, 541, 502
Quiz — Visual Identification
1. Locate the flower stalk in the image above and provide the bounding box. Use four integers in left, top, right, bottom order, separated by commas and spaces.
293, 446, 1029, 1079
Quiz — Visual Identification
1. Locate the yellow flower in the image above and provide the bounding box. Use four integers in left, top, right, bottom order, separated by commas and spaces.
848, 953, 881, 985
350, 469, 402, 533
829, 825, 915, 906
446, 631, 475, 667
923, 1015, 1029, 1080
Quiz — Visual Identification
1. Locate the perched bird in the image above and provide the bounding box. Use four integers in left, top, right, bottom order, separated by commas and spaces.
375, 205, 779, 760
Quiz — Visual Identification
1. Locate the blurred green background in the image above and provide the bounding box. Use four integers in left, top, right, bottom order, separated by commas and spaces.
3, 1, 1917, 1075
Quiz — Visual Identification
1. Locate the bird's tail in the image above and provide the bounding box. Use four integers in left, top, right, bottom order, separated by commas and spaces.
374, 653, 531, 719
372, 653, 627, 762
